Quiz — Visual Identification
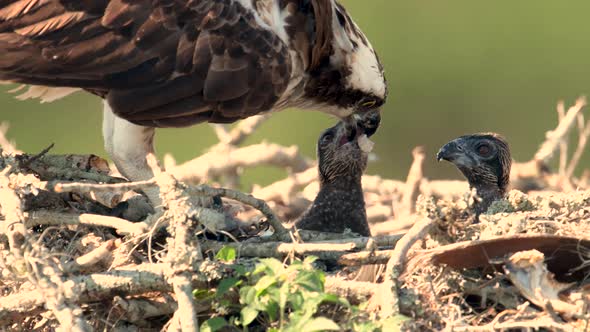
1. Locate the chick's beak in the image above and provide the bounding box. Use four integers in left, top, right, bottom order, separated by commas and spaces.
437, 140, 463, 162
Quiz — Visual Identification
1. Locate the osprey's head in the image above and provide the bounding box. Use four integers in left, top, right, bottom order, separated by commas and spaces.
437, 133, 511, 213
302, 0, 387, 130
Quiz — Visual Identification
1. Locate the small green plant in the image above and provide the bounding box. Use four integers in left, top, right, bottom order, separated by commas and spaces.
198, 246, 409, 332
198, 247, 348, 331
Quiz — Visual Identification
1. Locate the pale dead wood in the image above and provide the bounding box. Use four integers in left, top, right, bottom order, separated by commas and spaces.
1, 167, 90, 331
112, 295, 179, 325
0, 167, 27, 259
27, 246, 92, 332
557, 101, 568, 177
54, 176, 286, 235
157, 174, 203, 332
252, 167, 317, 204
380, 217, 434, 318
0, 122, 21, 155
25, 211, 148, 237
219, 114, 271, 146
534, 96, 587, 164
202, 239, 356, 257
171, 142, 311, 183
398, 146, 425, 216
188, 184, 288, 236
324, 277, 376, 304
565, 114, 590, 180
0, 261, 375, 325
337, 249, 394, 266
62, 239, 117, 273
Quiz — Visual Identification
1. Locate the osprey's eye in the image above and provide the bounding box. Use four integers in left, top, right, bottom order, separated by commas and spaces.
360, 100, 376, 109
477, 144, 491, 156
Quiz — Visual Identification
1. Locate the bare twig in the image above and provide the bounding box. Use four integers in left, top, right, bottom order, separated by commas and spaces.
225, 114, 271, 146
0, 167, 27, 258
112, 295, 180, 324
565, 114, 590, 180
0, 122, 22, 154
171, 142, 311, 183
534, 97, 587, 164
25, 211, 148, 237
202, 234, 402, 265
0, 261, 371, 325
380, 217, 434, 318
324, 277, 375, 304
337, 249, 395, 266
252, 167, 317, 204
557, 101, 568, 177
1, 168, 90, 331
398, 146, 425, 216
26, 247, 92, 332
188, 185, 288, 236
62, 239, 117, 273
158, 174, 203, 332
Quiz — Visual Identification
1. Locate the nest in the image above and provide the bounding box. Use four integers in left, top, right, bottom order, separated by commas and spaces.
0, 98, 589, 331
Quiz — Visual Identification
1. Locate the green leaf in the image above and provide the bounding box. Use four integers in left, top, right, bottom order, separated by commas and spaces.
259, 258, 285, 276
294, 270, 325, 292
264, 300, 280, 322
241, 306, 259, 326
239, 286, 256, 305
278, 282, 290, 312
299, 317, 340, 331
233, 264, 247, 276
216, 277, 240, 297
200, 317, 228, 332
255, 275, 278, 296
215, 246, 237, 262
192, 289, 214, 300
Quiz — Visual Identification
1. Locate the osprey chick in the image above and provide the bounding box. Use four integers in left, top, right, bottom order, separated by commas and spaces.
0, 0, 387, 202
295, 113, 378, 236
437, 133, 512, 215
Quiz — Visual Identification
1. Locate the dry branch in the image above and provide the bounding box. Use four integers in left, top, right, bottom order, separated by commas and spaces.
158, 174, 204, 332
202, 234, 402, 266
534, 96, 587, 164
380, 217, 434, 318
25, 211, 148, 236
171, 143, 312, 183
398, 146, 425, 216
252, 167, 317, 204
0, 167, 27, 258
0, 122, 21, 155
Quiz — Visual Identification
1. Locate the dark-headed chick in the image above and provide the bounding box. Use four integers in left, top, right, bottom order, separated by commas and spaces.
295, 111, 380, 236
437, 133, 511, 215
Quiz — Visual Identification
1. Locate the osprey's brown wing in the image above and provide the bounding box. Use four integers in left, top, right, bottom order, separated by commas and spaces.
0, 0, 292, 127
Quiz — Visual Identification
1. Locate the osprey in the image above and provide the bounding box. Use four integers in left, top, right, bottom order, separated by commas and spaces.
0, 0, 387, 203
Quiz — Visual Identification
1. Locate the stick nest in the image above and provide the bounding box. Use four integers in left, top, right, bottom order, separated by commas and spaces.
0, 98, 589, 332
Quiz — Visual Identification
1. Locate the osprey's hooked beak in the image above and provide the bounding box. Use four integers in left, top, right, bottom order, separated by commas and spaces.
347, 109, 381, 137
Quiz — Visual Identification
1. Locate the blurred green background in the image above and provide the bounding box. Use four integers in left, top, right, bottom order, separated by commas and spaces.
1, 0, 590, 187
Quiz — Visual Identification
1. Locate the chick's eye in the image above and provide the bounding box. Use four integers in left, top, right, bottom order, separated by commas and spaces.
477, 144, 491, 156
321, 133, 333, 144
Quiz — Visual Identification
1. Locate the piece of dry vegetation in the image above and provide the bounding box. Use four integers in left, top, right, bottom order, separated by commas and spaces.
0, 98, 589, 331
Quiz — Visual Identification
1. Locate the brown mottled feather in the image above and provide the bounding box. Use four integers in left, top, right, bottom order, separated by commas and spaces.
309, 0, 333, 70
0, 0, 293, 127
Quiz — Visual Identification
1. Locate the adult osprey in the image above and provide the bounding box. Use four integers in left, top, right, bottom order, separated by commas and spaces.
0, 0, 387, 201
